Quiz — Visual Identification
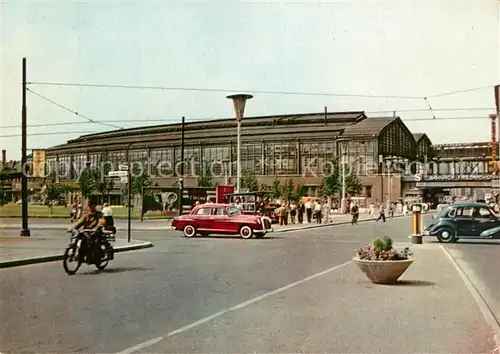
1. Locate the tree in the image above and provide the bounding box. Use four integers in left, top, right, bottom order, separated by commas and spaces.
126, 171, 152, 207
241, 171, 259, 192
280, 178, 295, 200
345, 172, 363, 197
0, 190, 7, 207
78, 168, 99, 201
271, 178, 281, 198
320, 161, 341, 197
259, 183, 271, 193
198, 163, 215, 188
320, 160, 362, 197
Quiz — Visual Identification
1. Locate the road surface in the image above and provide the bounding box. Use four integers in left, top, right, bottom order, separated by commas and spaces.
1, 216, 498, 353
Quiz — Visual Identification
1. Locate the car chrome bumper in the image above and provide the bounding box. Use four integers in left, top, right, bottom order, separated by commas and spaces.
254, 228, 274, 234
422, 230, 430, 236
171, 226, 177, 230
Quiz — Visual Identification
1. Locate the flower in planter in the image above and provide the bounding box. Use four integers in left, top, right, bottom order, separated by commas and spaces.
356, 236, 413, 261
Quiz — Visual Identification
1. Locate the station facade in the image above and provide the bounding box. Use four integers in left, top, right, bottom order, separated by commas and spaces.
34, 110, 434, 206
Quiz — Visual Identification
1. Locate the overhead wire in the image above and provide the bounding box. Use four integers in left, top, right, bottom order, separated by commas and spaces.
26, 88, 124, 130
25, 81, 423, 100
0, 131, 98, 138
1, 107, 496, 130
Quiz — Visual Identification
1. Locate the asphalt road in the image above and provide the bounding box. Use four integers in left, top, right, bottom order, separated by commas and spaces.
1, 215, 497, 353
443, 239, 500, 328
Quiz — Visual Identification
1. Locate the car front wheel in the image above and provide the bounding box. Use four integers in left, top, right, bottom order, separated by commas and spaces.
183, 225, 196, 238
437, 228, 456, 243
240, 225, 253, 239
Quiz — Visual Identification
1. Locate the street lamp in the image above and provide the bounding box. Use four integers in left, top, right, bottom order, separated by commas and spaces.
340, 141, 347, 214
226, 93, 253, 193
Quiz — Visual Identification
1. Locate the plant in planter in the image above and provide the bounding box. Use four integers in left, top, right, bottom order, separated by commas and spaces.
353, 236, 414, 284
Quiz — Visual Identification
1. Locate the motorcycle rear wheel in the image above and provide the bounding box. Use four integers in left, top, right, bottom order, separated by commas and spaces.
95, 243, 112, 270
63, 243, 82, 275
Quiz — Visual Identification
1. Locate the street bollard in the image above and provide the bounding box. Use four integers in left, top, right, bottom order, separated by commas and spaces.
410, 203, 423, 244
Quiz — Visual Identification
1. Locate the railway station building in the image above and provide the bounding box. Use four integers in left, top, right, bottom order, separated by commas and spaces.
38, 110, 433, 206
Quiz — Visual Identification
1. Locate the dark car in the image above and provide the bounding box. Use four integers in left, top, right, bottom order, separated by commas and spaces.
423, 202, 500, 243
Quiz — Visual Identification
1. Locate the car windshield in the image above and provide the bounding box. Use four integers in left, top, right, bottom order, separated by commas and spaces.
436, 205, 453, 218
227, 207, 242, 216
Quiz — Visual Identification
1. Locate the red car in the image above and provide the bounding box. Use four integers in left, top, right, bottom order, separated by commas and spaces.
171, 203, 274, 239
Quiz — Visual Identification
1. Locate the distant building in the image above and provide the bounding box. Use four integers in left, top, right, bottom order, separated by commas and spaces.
38, 110, 433, 205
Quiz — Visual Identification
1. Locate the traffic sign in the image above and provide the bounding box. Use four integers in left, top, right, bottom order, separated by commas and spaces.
120, 177, 128, 183
108, 171, 128, 177
119, 164, 129, 171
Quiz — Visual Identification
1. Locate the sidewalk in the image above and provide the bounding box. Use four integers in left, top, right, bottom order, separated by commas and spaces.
0, 235, 153, 269
0, 212, 415, 231
139, 243, 500, 353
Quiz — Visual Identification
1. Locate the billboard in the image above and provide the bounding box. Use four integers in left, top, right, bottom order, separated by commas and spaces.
216, 185, 235, 203
142, 187, 217, 216
32, 150, 46, 178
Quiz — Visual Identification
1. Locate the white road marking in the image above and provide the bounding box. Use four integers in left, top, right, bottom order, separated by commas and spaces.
441, 245, 500, 351
116, 260, 353, 354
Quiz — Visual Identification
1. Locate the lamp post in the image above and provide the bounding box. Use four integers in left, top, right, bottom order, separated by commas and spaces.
20, 58, 30, 237
226, 94, 253, 193
340, 141, 347, 214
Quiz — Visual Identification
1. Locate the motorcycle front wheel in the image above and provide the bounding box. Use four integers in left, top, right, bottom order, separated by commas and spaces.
63, 243, 82, 275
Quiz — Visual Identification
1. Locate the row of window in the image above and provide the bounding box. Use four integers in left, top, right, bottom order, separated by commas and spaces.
41, 140, 381, 178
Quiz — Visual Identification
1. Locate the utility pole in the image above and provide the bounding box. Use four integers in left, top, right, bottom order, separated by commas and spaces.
20, 58, 30, 237
341, 142, 346, 214
179, 116, 185, 216
495, 85, 500, 200
127, 144, 132, 243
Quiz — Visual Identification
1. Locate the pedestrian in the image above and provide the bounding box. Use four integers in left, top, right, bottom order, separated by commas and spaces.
279, 202, 289, 226
290, 201, 297, 224
322, 200, 330, 224
305, 199, 312, 223
297, 202, 304, 224
314, 200, 322, 224
376, 203, 386, 222
102, 203, 114, 228
351, 202, 359, 224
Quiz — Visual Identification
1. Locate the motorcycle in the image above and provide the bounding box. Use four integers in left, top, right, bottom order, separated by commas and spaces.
63, 229, 115, 275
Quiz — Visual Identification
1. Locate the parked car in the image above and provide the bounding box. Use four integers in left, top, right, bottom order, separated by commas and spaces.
171, 203, 273, 239
423, 202, 500, 243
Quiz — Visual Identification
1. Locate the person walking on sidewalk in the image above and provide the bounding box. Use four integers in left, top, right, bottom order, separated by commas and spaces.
350, 202, 359, 224
305, 199, 312, 223
322, 200, 330, 224
376, 203, 386, 222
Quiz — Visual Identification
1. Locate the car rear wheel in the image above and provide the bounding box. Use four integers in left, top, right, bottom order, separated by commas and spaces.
437, 228, 456, 243
240, 225, 253, 239
183, 225, 196, 238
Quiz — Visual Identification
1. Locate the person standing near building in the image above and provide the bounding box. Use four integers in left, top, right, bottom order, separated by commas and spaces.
314, 200, 322, 224
322, 200, 330, 224
305, 199, 312, 223
289, 201, 297, 224
297, 201, 304, 224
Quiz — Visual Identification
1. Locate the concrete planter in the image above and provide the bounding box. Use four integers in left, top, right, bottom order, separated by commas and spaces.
353, 257, 414, 284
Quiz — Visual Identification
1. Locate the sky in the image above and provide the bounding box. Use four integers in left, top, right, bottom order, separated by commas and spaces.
1, 0, 499, 161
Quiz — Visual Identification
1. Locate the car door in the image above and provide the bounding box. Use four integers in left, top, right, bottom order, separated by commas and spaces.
453, 207, 474, 236
194, 207, 213, 230
473, 206, 500, 236
211, 207, 229, 232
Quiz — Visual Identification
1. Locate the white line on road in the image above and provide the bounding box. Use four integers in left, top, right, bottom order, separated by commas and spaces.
441, 245, 500, 351
116, 260, 353, 354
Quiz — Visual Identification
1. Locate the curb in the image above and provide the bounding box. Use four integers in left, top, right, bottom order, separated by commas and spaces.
273, 213, 418, 233
0, 241, 154, 269
441, 245, 500, 351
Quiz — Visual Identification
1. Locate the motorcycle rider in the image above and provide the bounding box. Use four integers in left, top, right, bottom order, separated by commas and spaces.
68, 201, 107, 261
